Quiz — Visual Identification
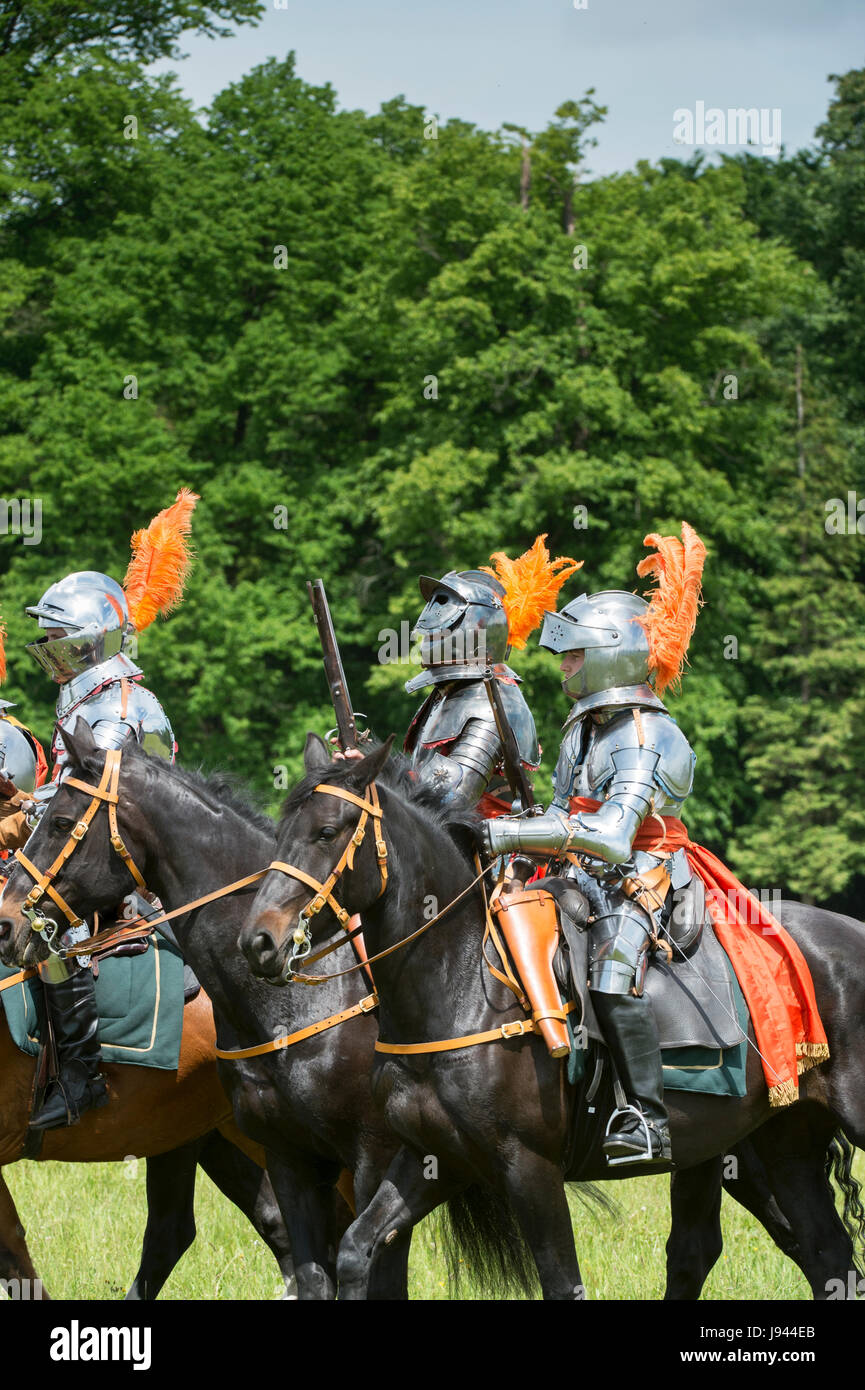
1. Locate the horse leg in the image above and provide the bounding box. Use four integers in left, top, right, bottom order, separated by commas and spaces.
337, 1145, 463, 1301
196, 1130, 297, 1298
721, 1136, 804, 1266
664, 1156, 724, 1299
666, 1144, 809, 1299
0, 1170, 46, 1300
501, 1152, 584, 1300
351, 1152, 411, 1301
126, 1141, 202, 1299
265, 1153, 340, 1300
746, 1107, 858, 1300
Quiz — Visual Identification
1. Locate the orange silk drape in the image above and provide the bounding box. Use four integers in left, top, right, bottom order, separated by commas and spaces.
569, 798, 829, 1106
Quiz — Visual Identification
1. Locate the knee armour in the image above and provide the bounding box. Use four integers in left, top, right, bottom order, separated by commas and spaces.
588, 895, 654, 996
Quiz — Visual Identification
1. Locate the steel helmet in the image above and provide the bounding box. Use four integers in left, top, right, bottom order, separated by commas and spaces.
26, 572, 134, 683
412, 570, 509, 668
539, 590, 651, 700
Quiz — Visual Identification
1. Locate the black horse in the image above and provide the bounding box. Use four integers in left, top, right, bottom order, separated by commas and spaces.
241, 737, 865, 1300
0, 721, 405, 1299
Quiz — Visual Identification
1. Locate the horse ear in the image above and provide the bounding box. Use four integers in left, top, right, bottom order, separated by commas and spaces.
304, 731, 332, 774
61, 716, 99, 769
346, 735, 394, 789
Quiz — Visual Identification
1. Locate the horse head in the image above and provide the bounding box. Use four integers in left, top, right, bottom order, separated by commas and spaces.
239, 733, 394, 982
0, 718, 152, 969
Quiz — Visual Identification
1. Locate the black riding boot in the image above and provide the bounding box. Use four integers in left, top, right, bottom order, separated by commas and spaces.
30, 965, 108, 1131
592, 991, 672, 1165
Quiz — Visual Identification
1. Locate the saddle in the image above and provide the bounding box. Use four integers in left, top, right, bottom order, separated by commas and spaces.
543, 877, 745, 1054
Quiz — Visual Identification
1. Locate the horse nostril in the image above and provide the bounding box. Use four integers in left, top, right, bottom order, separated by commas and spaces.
0, 919, 12, 942
249, 930, 277, 969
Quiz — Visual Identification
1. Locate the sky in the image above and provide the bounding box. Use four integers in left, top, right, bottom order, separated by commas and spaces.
150, 0, 865, 175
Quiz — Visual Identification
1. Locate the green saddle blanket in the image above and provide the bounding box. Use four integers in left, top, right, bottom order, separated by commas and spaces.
566, 951, 749, 1099
0, 936, 185, 1071
659, 952, 749, 1097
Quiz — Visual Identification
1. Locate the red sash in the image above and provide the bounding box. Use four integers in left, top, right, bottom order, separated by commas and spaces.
569, 798, 829, 1107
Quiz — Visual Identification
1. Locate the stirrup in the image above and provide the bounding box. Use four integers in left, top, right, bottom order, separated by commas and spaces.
30, 1073, 108, 1131
603, 1104, 671, 1168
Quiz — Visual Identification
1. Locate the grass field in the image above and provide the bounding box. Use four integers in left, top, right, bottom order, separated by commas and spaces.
6, 1151, 857, 1300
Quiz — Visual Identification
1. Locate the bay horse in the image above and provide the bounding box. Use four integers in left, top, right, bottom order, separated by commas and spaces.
241, 737, 865, 1300
0, 976, 295, 1299
0, 721, 406, 1300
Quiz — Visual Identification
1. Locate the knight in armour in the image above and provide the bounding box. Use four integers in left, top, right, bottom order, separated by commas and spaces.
404, 535, 580, 812
16, 490, 197, 1129
483, 524, 707, 1166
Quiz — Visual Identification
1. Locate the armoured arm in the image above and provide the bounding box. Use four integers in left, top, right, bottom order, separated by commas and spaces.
414, 718, 502, 808
483, 746, 660, 865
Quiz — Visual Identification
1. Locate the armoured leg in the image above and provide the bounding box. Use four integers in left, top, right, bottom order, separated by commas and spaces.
30, 956, 108, 1131
490, 887, 570, 1058
589, 893, 671, 1164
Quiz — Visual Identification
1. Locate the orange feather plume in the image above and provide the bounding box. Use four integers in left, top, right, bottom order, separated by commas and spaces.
482, 534, 583, 650
123, 489, 199, 632
635, 522, 706, 696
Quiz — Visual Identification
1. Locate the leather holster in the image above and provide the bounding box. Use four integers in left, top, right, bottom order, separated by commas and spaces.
490, 887, 570, 1059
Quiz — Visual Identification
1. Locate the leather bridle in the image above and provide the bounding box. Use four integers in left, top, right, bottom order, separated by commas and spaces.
13, 748, 147, 944
9, 758, 552, 1063
267, 782, 388, 973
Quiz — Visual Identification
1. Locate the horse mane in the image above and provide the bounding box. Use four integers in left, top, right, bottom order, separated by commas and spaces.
279, 747, 482, 866
121, 741, 275, 835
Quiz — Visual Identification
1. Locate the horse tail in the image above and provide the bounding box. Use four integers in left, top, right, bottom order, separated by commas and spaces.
438, 1179, 613, 1298
438, 1186, 538, 1298
827, 1130, 865, 1276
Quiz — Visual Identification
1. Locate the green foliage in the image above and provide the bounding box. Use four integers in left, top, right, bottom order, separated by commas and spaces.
0, 9, 862, 908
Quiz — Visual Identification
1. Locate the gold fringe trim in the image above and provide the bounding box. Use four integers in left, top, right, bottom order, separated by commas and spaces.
797, 1041, 830, 1075
768, 1079, 799, 1108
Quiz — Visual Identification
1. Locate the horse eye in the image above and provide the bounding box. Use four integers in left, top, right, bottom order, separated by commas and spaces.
318, 825, 338, 842
52, 817, 75, 832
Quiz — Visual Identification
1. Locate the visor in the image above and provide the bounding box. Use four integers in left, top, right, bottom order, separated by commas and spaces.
26, 633, 95, 683
25, 600, 78, 627
414, 578, 468, 635
539, 609, 620, 654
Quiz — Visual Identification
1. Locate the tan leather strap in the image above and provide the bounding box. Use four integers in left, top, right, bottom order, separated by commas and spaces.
621, 861, 670, 916
0, 967, 37, 994
15, 849, 88, 929
216, 992, 378, 1059
15, 752, 121, 928
268, 783, 387, 934
267, 783, 497, 988
315, 785, 383, 817
633, 708, 645, 746
64, 868, 270, 958
16, 749, 151, 943
482, 872, 528, 1007
375, 999, 578, 1055
268, 860, 352, 927
107, 765, 147, 892
120, 679, 130, 720
291, 859, 492, 985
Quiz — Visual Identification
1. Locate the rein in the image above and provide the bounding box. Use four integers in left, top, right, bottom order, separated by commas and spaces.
14, 749, 146, 945
10, 757, 547, 1062
12, 747, 273, 960
267, 783, 388, 975
263, 780, 563, 1061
